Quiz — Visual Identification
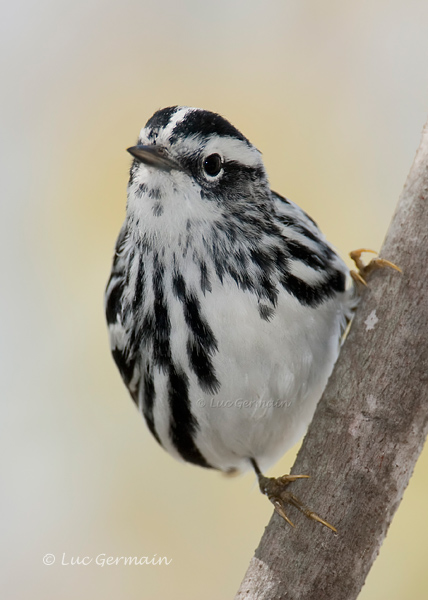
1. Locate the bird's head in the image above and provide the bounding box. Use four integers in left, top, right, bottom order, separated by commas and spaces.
125, 107, 272, 236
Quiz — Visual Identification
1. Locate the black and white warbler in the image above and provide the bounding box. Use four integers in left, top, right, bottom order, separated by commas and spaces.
105, 106, 360, 529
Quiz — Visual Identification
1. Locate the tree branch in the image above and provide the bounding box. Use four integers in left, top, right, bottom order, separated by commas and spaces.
236, 117, 428, 600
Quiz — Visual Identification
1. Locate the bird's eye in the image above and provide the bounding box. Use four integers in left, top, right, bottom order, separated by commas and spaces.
203, 153, 223, 177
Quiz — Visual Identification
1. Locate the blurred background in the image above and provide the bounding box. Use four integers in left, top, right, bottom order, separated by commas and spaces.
1, 1, 428, 598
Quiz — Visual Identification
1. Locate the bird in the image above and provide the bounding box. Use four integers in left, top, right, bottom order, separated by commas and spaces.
105, 106, 395, 530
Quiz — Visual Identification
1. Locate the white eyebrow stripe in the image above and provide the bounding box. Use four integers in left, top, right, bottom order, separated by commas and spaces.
174, 134, 263, 169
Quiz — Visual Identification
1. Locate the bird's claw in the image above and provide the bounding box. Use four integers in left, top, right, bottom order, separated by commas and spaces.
350, 248, 401, 287
257, 473, 337, 532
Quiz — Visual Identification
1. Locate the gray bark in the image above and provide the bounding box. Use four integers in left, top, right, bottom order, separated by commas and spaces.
235, 118, 428, 600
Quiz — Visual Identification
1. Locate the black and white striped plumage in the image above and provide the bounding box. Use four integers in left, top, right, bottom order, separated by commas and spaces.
105, 106, 354, 476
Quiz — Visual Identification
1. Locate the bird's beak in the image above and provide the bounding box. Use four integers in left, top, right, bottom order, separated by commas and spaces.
127, 145, 182, 172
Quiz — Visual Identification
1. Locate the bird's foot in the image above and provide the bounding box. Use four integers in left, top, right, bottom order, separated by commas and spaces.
349, 248, 401, 287
256, 472, 337, 532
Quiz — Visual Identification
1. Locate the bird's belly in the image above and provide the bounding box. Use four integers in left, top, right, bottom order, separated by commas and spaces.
151, 281, 347, 473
